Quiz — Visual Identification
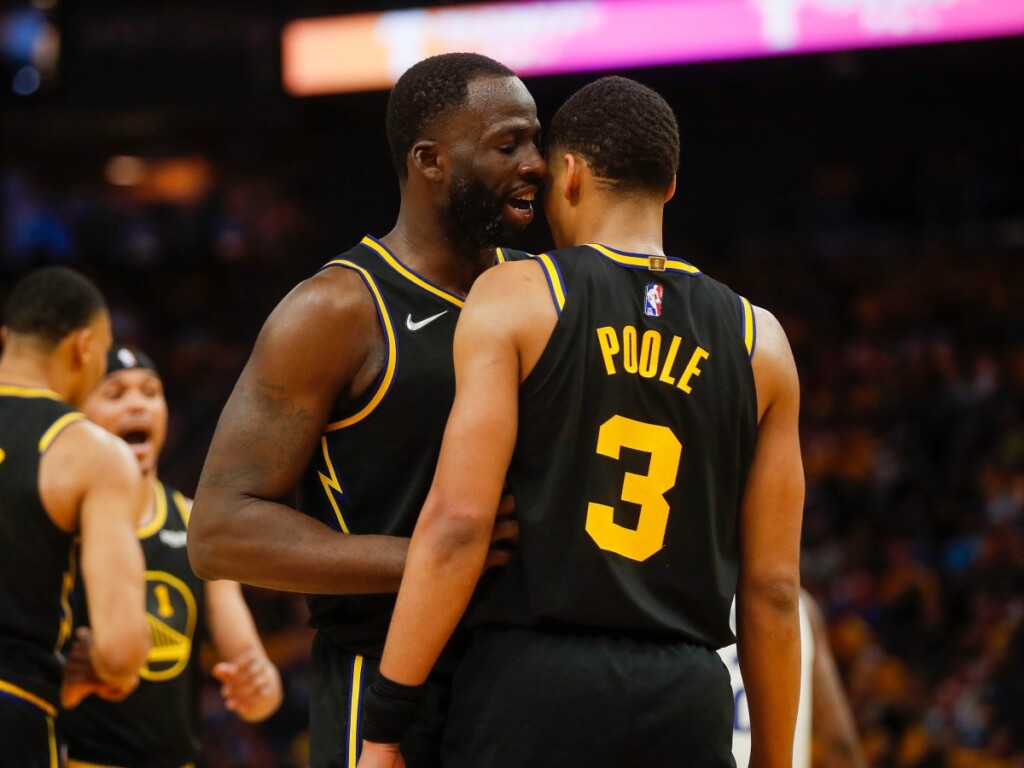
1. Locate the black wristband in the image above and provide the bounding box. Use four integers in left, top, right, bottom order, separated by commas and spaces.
361, 671, 424, 744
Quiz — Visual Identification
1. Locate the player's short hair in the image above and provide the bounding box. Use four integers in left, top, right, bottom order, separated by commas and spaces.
2, 266, 107, 347
386, 52, 516, 179
547, 76, 680, 194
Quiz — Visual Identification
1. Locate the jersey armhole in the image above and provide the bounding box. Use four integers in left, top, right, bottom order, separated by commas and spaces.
737, 294, 756, 360
319, 260, 399, 432
38, 412, 86, 454
173, 490, 192, 527
532, 253, 567, 315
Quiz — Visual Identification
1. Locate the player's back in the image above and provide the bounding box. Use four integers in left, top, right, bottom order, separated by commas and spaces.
470, 244, 758, 647
0, 386, 83, 713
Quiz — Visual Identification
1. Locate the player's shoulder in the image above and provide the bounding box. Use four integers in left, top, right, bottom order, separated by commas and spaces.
269, 259, 378, 335
48, 417, 136, 466
749, 304, 793, 366
468, 253, 548, 304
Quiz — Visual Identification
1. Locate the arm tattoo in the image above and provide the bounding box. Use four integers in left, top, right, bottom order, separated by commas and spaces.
203, 376, 318, 491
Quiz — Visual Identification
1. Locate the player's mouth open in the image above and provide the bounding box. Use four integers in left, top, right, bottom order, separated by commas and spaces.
504, 188, 536, 225
120, 426, 153, 456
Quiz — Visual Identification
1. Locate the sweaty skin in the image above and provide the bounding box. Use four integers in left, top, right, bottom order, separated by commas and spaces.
188, 74, 542, 595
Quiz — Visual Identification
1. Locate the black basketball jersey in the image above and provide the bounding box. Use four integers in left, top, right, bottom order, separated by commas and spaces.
0, 386, 84, 715
468, 244, 759, 649
61, 481, 206, 766
297, 236, 519, 656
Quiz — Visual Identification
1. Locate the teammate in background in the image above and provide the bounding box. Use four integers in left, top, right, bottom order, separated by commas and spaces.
0, 267, 149, 768
358, 76, 804, 768
722, 590, 866, 768
188, 53, 542, 768
58, 344, 282, 768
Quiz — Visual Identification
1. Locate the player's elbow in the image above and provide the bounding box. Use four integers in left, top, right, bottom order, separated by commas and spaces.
420, 501, 493, 560
739, 572, 801, 617
186, 533, 217, 580
92, 624, 149, 683
187, 492, 232, 580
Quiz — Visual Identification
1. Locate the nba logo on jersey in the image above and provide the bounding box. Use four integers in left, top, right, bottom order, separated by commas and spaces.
644, 284, 663, 317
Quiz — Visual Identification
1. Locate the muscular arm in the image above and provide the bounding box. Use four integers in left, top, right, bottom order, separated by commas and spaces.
737, 307, 805, 768
805, 592, 866, 768
188, 269, 408, 593
44, 423, 150, 685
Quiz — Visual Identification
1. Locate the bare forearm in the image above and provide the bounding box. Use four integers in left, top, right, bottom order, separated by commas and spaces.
738, 583, 801, 768
189, 492, 408, 594
379, 515, 490, 685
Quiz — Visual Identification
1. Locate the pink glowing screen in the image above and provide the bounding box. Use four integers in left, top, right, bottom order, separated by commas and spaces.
283, 0, 1024, 95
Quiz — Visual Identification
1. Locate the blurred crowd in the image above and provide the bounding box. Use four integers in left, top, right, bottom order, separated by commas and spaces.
748, 241, 1024, 767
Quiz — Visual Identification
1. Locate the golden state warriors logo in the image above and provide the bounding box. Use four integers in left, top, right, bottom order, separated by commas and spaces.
140, 570, 197, 682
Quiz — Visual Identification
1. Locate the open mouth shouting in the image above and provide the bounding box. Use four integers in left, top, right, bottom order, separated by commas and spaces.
118, 419, 155, 465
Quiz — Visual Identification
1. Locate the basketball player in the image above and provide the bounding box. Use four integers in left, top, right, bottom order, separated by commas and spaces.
188, 53, 542, 768
59, 344, 282, 768
0, 267, 149, 768
358, 77, 803, 768
721, 590, 866, 768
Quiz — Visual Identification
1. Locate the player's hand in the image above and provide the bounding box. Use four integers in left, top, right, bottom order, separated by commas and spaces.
356, 741, 406, 768
61, 626, 140, 708
212, 648, 283, 722
485, 493, 518, 569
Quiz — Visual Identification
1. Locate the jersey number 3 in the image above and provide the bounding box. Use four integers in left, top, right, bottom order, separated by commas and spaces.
586, 415, 682, 561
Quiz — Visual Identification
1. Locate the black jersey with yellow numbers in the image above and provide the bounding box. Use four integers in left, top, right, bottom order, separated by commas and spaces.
468, 244, 759, 649
60, 480, 206, 767
296, 235, 522, 657
0, 386, 84, 715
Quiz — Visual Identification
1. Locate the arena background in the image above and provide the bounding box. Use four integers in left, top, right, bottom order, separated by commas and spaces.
2, 1, 1022, 765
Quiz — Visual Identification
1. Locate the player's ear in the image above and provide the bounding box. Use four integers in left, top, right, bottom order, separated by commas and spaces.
410, 140, 444, 183
64, 326, 92, 371
563, 153, 582, 201
664, 175, 677, 203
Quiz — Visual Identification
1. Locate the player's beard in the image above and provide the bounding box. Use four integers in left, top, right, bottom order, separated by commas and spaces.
445, 171, 524, 255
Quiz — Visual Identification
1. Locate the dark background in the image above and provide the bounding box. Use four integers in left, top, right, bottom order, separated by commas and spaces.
3, 2, 1023, 765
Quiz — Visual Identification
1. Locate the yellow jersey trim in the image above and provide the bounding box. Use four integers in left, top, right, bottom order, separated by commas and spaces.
173, 490, 192, 527
323, 259, 398, 431
347, 654, 365, 768
0, 385, 62, 400
495, 247, 507, 264
360, 236, 465, 308
0, 678, 56, 717
137, 480, 169, 539
47, 716, 58, 768
586, 243, 701, 274
56, 546, 77, 653
534, 253, 566, 313
38, 412, 85, 453
739, 295, 756, 358
318, 437, 350, 534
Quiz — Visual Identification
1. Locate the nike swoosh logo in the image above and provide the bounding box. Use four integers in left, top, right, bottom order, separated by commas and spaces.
406, 310, 448, 331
